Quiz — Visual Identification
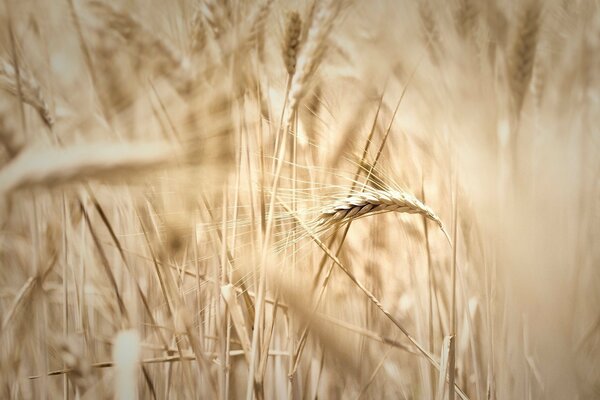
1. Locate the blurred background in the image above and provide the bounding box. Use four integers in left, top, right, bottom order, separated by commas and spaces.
0, 0, 598, 398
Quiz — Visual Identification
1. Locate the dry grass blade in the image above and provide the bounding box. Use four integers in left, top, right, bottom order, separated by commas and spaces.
435, 335, 455, 400
0, 254, 56, 337
30, 350, 294, 380
221, 284, 252, 364
233, 287, 418, 355
354, 345, 396, 399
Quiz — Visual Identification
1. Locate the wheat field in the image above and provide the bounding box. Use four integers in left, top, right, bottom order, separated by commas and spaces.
0, 0, 598, 398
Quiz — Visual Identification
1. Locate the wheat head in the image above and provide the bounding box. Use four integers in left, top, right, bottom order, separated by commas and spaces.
316, 188, 448, 239
0, 59, 54, 128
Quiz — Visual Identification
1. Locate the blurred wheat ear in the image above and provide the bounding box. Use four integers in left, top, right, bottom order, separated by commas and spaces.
0, 59, 54, 128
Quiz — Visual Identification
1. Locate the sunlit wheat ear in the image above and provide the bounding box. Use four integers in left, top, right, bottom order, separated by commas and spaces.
0, 59, 54, 128
315, 188, 450, 242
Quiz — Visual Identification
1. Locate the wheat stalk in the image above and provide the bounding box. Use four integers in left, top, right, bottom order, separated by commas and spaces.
316, 188, 449, 240
0, 59, 54, 128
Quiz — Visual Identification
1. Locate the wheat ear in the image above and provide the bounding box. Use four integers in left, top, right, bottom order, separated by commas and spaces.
0, 59, 54, 128
282, 11, 302, 75
198, 0, 232, 41
90, 1, 190, 90
316, 188, 449, 240
419, 0, 442, 65
190, 10, 207, 57
454, 0, 478, 40
507, 0, 541, 117
285, 0, 341, 126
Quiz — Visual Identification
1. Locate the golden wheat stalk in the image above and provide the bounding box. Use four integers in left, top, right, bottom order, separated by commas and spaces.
0, 60, 54, 128
316, 188, 449, 239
